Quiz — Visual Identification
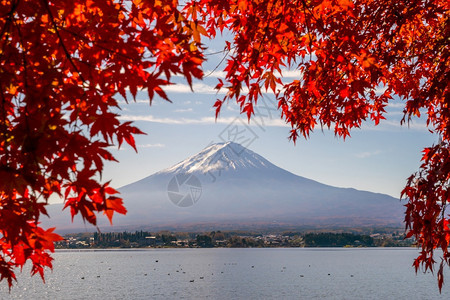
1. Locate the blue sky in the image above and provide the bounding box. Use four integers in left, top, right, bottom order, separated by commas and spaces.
102, 35, 438, 200
104, 88, 436, 199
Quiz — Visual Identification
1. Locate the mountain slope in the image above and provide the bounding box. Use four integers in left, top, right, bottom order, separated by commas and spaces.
43, 142, 405, 232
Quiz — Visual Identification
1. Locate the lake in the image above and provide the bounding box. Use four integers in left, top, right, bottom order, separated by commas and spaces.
1, 248, 448, 299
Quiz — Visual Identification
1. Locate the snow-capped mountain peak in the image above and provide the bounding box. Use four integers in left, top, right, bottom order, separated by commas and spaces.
160, 142, 276, 175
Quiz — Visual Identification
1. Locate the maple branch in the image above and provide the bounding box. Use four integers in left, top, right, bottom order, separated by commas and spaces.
40, 3, 94, 141
10, 15, 49, 198
59, 27, 137, 62
0, 87, 9, 164
204, 48, 231, 78
300, 0, 314, 60
0, 0, 18, 40
42, 0, 86, 83
12, 21, 28, 91
204, 48, 233, 56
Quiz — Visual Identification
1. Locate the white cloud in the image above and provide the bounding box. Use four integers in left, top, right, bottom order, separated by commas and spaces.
119, 115, 187, 124
117, 99, 149, 105
107, 143, 165, 152
385, 111, 406, 117
277, 69, 302, 78
153, 81, 272, 95
203, 68, 303, 79
386, 102, 406, 108
174, 108, 194, 113
164, 82, 225, 94
360, 119, 430, 132
355, 150, 382, 158
138, 143, 165, 148
225, 105, 239, 112
375, 86, 388, 95
203, 70, 227, 78
118, 114, 288, 127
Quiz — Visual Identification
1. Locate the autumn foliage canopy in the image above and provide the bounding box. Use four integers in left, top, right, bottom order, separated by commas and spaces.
0, 0, 448, 290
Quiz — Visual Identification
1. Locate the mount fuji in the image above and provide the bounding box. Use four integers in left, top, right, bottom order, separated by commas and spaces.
43, 142, 405, 232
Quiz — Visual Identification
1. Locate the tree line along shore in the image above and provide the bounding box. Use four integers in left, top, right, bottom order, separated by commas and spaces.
55, 230, 414, 249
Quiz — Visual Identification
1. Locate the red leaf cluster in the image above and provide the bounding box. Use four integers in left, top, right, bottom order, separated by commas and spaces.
1, 0, 206, 288
192, 0, 447, 142
188, 0, 448, 290
1, 0, 448, 291
403, 140, 450, 292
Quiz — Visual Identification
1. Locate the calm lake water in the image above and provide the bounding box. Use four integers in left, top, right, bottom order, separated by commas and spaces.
1, 248, 449, 299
